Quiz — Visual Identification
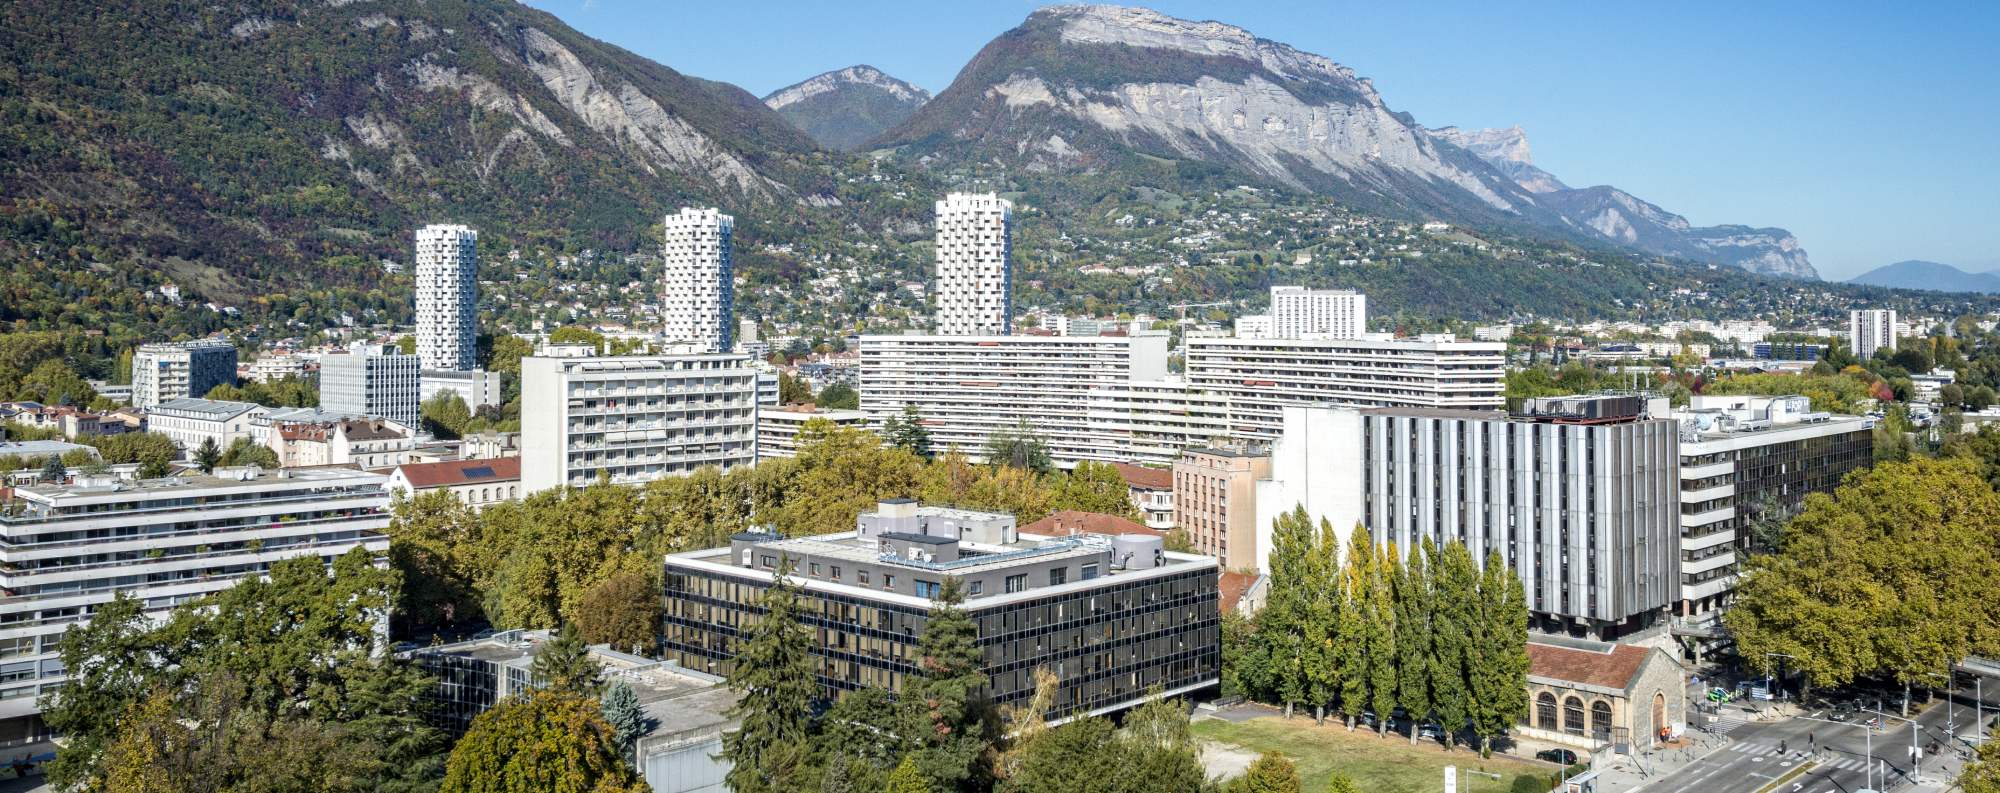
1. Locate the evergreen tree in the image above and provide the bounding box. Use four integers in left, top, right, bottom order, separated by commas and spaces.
983, 420, 1053, 474
900, 578, 993, 791
1471, 550, 1530, 754
530, 622, 603, 698
1301, 517, 1341, 724
193, 437, 221, 472
886, 403, 934, 460
885, 756, 932, 793
1429, 542, 1480, 749
1334, 525, 1375, 729
1366, 543, 1399, 736
1324, 773, 1362, 793
722, 561, 819, 793
813, 687, 906, 791
600, 680, 646, 753
1394, 539, 1434, 745
39, 453, 65, 482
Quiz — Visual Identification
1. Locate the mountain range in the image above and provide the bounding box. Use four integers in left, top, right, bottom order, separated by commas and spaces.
763, 66, 930, 151
3, 0, 1956, 342
1847, 260, 2000, 294
865, 5, 1816, 278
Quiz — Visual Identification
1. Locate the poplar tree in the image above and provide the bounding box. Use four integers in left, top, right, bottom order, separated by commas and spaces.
1334, 525, 1375, 729
1394, 538, 1435, 745
1429, 541, 1479, 749
1477, 550, 1532, 753
1366, 543, 1399, 736
722, 561, 818, 793
1301, 517, 1342, 724
1260, 507, 1315, 718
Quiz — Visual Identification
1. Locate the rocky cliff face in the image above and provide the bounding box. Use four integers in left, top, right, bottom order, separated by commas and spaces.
879, 4, 1816, 278
765, 65, 932, 151
1434, 126, 1818, 278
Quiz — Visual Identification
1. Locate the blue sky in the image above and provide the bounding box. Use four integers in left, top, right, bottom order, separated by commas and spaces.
525, 1, 1999, 280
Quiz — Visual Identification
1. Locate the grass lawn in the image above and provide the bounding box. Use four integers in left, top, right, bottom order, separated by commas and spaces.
1193, 717, 1551, 793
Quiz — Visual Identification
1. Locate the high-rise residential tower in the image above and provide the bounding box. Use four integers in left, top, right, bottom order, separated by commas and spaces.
1848, 308, 1897, 361
933, 192, 1012, 335
415, 224, 478, 371
661, 207, 735, 353
131, 339, 237, 408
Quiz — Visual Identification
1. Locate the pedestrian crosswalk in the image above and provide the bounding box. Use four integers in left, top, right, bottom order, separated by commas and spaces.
1704, 715, 1751, 734
1730, 741, 1884, 774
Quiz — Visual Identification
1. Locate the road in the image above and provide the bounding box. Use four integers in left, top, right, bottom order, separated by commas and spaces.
1646, 684, 1990, 793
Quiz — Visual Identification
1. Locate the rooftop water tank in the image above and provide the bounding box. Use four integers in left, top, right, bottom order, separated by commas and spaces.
1112, 534, 1164, 571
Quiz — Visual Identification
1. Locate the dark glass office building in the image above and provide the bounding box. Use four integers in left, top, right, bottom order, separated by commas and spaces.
662, 500, 1221, 719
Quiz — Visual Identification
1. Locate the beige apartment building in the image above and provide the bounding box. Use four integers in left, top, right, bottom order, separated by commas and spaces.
1172, 447, 1270, 571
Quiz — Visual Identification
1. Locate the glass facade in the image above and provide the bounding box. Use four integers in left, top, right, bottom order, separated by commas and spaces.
662, 565, 1220, 719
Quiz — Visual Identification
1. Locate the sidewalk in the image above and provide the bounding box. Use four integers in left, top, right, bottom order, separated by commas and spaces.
1595, 733, 1736, 793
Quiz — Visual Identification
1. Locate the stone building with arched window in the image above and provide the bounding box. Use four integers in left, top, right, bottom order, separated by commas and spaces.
1520, 638, 1687, 753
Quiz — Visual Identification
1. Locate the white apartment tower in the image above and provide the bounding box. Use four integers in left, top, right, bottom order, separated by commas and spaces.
1269, 286, 1366, 339
415, 224, 478, 371
131, 339, 237, 408
933, 192, 1012, 336
1848, 309, 1897, 361
661, 208, 735, 352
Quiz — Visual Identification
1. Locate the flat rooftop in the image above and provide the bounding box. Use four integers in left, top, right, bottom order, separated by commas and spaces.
8, 466, 383, 503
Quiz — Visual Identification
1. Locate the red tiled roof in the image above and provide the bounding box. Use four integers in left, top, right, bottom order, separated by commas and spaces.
1020, 510, 1161, 538
1111, 462, 1172, 490
394, 457, 521, 488
1527, 642, 1654, 690
1218, 571, 1261, 614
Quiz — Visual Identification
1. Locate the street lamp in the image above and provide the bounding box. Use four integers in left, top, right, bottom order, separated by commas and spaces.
1864, 708, 1923, 785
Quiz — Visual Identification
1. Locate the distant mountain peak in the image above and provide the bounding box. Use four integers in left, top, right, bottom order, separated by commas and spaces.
1427, 125, 1568, 194
764, 65, 930, 151
1848, 260, 2000, 294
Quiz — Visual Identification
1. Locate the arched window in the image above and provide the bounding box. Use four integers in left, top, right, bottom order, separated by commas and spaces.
1563, 696, 1585, 735
1590, 700, 1613, 740
1537, 692, 1558, 730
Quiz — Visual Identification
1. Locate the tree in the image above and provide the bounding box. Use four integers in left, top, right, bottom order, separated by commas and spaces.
1963, 740, 2000, 793
1726, 457, 2000, 696
900, 578, 994, 791
1231, 752, 1301, 793
885, 403, 934, 459
1260, 508, 1315, 719
192, 437, 221, 472
1335, 526, 1375, 729
983, 420, 1053, 474
1365, 542, 1399, 736
1120, 695, 1209, 792
774, 419, 923, 537
574, 570, 661, 656
816, 382, 860, 410
531, 623, 603, 698
1053, 460, 1140, 518
217, 436, 278, 468
1470, 550, 1530, 754
1301, 518, 1341, 725
439, 691, 645, 793
722, 561, 818, 793
885, 757, 932, 793
1943, 383, 1966, 407
395, 335, 417, 356
815, 687, 907, 791
600, 680, 647, 753
42, 551, 444, 792
1429, 541, 1480, 749
421, 390, 473, 440
777, 372, 811, 405
1323, 774, 1361, 793
40, 452, 68, 482
385, 489, 488, 635
1394, 539, 1433, 745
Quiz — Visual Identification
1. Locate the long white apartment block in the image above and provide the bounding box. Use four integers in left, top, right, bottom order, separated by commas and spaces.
858, 333, 1168, 465
1268, 285, 1366, 339
933, 193, 1012, 336
0, 466, 391, 723
520, 354, 759, 493
415, 224, 478, 371
1848, 308, 1897, 361
1182, 333, 1505, 440
661, 208, 735, 353
756, 406, 868, 461
131, 339, 237, 408
1081, 378, 1234, 467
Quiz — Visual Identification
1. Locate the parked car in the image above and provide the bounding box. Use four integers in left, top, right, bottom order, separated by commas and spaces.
1419, 722, 1445, 740
1536, 748, 1579, 765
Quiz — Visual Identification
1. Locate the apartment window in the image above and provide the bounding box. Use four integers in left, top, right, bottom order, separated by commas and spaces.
968, 580, 984, 595
759, 554, 775, 569
1005, 574, 1027, 594
883, 575, 897, 589
830, 566, 842, 581
915, 580, 942, 599
858, 570, 870, 585
1048, 568, 1068, 586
